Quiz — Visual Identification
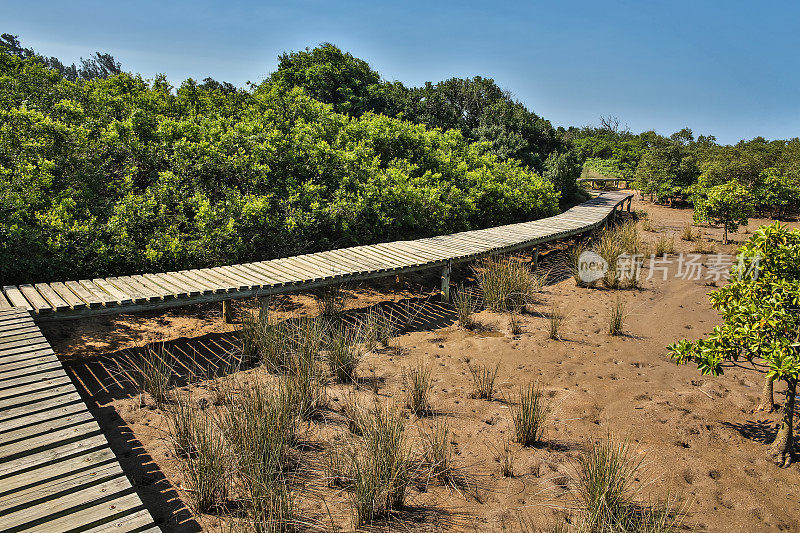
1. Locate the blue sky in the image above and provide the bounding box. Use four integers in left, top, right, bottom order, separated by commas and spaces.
6, 0, 799, 144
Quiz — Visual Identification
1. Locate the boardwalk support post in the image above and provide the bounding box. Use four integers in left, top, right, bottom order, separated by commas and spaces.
532, 245, 540, 269
441, 261, 452, 302
626, 198, 632, 212
223, 299, 233, 324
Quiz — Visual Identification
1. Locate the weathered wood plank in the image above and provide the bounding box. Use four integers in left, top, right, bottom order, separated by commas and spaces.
92, 279, 133, 306
73, 280, 114, 308
48, 282, 87, 311
33, 284, 70, 312
17, 285, 53, 314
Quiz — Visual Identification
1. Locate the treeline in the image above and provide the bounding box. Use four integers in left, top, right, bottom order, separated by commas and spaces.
567, 119, 800, 217
0, 39, 565, 285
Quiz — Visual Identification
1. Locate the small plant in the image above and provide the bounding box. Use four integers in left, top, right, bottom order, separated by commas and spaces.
315, 283, 350, 321
653, 234, 675, 255
422, 417, 458, 487
680, 223, 698, 242
403, 361, 433, 416
691, 239, 717, 254
640, 218, 655, 232
609, 295, 626, 336
452, 285, 478, 329
548, 302, 564, 340
595, 231, 624, 289
167, 393, 196, 457
476, 256, 543, 312
326, 323, 364, 383
569, 241, 591, 287
285, 317, 327, 418
509, 311, 523, 335
496, 437, 515, 478
138, 345, 173, 405
345, 403, 410, 526
180, 412, 228, 513
468, 363, 500, 400
574, 435, 683, 532
510, 382, 549, 446
342, 393, 370, 436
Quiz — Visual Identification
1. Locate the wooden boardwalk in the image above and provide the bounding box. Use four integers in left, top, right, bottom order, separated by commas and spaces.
2, 191, 633, 321
0, 307, 159, 532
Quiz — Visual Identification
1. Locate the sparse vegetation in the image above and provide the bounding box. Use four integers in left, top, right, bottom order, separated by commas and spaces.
422, 417, 459, 487
341, 403, 410, 526
680, 223, 699, 241
653, 234, 675, 255
469, 363, 500, 400
609, 296, 626, 336
453, 285, 478, 329
180, 411, 229, 513
138, 345, 173, 405
476, 256, 544, 312
326, 322, 364, 383
549, 302, 564, 340
510, 383, 549, 446
404, 361, 433, 416
575, 435, 681, 532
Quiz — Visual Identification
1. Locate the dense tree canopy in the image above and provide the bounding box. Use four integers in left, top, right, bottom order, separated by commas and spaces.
0, 46, 558, 285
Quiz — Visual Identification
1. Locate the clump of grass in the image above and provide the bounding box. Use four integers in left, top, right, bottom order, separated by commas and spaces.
595, 231, 625, 289
574, 435, 681, 532
222, 379, 298, 530
496, 437, 515, 478
510, 311, 523, 335
180, 412, 229, 513
595, 222, 644, 289
359, 307, 391, 353
691, 239, 717, 254
403, 361, 433, 416
468, 363, 500, 400
476, 256, 544, 312
315, 283, 350, 321
285, 317, 327, 418
549, 302, 564, 340
399, 298, 427, 333
167, 393, 196, 457
422, 418, 459, 487
138, 345, 173, 406
510, 382, 549, 447
342, 393, 370, 436
577, 436, 641, 527
680, 223, 699, 241
239, 305, 293, 373
342, 403, 410, 526
640, 218, 655, 232
609, 296, 626, 336
653, 234, 675, 255
453, 285, 478, 329
569, 241, 591, 287
326, 323, 364, 383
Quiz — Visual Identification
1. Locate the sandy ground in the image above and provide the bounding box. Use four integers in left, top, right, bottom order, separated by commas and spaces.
42, 194, 800, 532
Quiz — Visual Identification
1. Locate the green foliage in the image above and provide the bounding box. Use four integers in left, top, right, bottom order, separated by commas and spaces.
692, 180, 754, 243
668, 223, 800, 381
752, 167, 800, 219
0, 50, 559, 284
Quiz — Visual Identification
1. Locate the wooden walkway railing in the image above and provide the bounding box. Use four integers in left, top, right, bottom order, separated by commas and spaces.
0, 307, 158, 532
1, 191, 633, 322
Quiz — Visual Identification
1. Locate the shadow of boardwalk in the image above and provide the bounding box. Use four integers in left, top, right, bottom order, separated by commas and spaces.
57, 294, 460, 531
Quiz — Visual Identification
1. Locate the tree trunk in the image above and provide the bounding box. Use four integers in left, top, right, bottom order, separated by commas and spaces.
770, 377, 796, 468
757, 375, 775, 412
